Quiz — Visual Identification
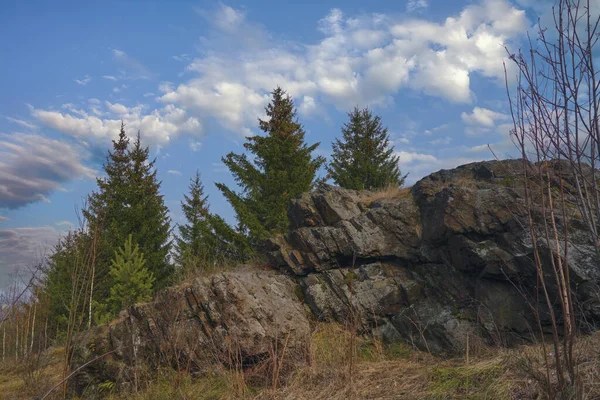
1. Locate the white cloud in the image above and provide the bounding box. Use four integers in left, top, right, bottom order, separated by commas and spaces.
0, 216, 8, 222
143, 92, 155, 97
112, 84, 128, 93
159, 1, 528, 136
429, 136, 452, 145
32, 101, 202, 147
189, 140, 202, 152
55, 221, 73, 229
102, 75, 118, 81
0, 133, 95, 209
167, 170, 182, 176
396, 151, 438, 166
406, 0, 429, 12
461, 106, 509, 127
424, 123, 449, 135
75, 75, 92, 86
5, 117, 37, 130
172, 54, 191, 62
461, 106, 510, 136
298, 96, 317, 116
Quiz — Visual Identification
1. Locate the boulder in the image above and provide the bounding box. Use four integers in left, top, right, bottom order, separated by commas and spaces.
70, 268, 310, 396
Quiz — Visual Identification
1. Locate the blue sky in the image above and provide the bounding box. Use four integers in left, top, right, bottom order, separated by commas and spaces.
0, 0, 563, 285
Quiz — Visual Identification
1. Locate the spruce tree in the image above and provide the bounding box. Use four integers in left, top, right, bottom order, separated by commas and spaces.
107, 234, 154, 313
126, 132, 172, 289
85, 126, 172, 301
174, 171, 211, 268
83, 122, 131, 310
327, 107, 406, 190
216, 87, 325, 245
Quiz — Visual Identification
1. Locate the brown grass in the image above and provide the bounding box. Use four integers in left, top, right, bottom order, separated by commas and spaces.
359, 186, 412, 207
0, 346, 65, 400
1, 325, 599, 399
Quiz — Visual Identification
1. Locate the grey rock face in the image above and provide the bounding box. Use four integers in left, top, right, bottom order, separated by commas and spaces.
268, 159, 600, 353
70, 269, 310, 396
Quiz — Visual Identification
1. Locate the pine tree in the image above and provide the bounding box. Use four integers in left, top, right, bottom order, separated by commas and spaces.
82, 122, 131, 316
126, 132, 172, 289
216, 87, 325, 245
327, 107, 406, 190
107, 235, 154, 313
84, 126, 172, 302
174, 171, 211, 268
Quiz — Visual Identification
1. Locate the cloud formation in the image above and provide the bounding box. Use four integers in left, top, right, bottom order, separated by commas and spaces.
0, 226, 62, 287
0, 133, 95, 209
461, 106, 511, 136
75, 75, 92, 86
27, 1, 529, 145
5, 117, 37, 130
32, 101, 202, 148
159, 0, 528, 136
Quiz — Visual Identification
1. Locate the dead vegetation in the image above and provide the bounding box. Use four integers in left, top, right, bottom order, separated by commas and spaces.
359, 185, 412, 207
4, 323, 597, 399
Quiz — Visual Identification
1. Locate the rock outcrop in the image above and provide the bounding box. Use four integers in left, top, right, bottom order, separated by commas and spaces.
268, 159, 600, 353
71, 159, 600, 395
71, 268, 311, 396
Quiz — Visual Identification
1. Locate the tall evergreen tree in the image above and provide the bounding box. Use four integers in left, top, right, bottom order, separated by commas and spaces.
125, 132, 172, 289
83, 122, 131, 309
84, 126, 172, 303
174, 171, 211, 268
216, 87, 325, 245
327, 107, 406, 190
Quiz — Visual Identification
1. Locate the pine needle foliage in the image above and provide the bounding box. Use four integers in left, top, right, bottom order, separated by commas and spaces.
327, 106, 406, 190
216, 87, 325, 247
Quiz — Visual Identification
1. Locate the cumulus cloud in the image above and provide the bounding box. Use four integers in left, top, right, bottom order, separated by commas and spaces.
31, 101, 202, 148
0, 133, 95, 209
397, 149, 488, 184
158, 0, 528, 136
397, 151, 438, 166
461, 106, 511, 136
461, 106, 509, 127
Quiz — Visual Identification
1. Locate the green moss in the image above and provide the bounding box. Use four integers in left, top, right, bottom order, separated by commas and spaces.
344, 272, 360, 286
385, 342, 412, 359
428, 364, 508, 399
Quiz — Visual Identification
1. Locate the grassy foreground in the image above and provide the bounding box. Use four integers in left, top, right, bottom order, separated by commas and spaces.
1, 324, 599, 399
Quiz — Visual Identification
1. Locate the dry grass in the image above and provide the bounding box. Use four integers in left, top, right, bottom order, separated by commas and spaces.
1, 325, 599, 399
360, 186, 412, 207
0, 346, 65, 400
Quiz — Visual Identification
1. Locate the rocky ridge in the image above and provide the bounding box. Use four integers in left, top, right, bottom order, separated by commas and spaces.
71, 159, 600, 395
